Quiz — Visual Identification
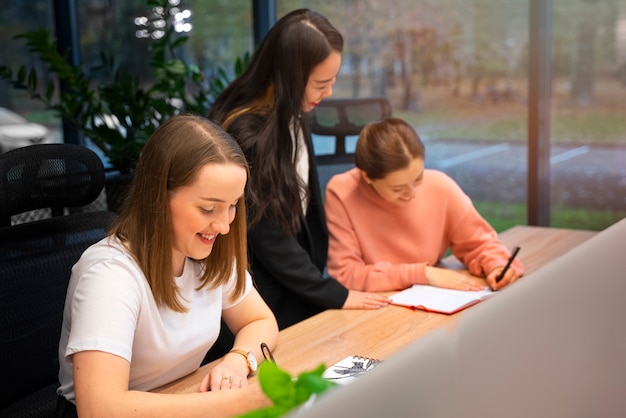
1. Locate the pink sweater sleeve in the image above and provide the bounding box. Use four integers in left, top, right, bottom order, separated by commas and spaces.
443, 181, 524, 277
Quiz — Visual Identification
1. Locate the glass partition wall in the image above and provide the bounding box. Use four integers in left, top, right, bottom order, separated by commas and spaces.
0, 2, 58, 139
549, 0, 626, 230
300, 1, 532, 232
1, 0, 624, 231
279, 0, 626, 231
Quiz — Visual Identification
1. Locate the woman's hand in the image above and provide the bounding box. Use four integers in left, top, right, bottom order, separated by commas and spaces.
202, 287, 277, 392
343, 290, 391, 309
200, 354, 250, 392
425, 266, 485, 291
485, 266, 523, 291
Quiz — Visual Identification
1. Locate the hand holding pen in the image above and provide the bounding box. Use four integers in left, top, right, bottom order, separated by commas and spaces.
488, 246, 522, 290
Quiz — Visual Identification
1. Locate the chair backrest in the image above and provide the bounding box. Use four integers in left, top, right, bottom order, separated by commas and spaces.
310, 97, 392, 165
0, 143, 106, 227
0, 144, 117, 416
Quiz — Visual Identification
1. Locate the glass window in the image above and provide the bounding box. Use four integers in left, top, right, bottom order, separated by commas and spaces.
0, 0, 252, 163
0, 1, 58, 153
3, 1, 623, 230
550, 0, 626, 229
77, 0, 252, 88
280, 0, 531, 231
74, 0, 253, 168
279, 0, 625, 231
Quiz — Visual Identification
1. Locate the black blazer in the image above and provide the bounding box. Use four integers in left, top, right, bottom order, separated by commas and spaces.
247, 147, 348, 330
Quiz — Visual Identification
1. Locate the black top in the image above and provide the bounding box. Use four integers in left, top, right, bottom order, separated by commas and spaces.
230, 113, 348, 328
247, 146, 348, 329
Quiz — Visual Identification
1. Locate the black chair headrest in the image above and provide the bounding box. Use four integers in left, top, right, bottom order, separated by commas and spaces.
310, 97, 392, 136
0, 144, 105, 221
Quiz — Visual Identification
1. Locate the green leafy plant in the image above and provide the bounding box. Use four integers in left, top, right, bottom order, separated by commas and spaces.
0, 0, 248, 175
239, 362, 337, 418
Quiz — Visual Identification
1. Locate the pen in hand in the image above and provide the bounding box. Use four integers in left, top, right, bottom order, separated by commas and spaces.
495, 246, 520, 284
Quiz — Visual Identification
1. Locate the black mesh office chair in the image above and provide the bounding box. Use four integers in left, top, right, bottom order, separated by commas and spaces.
309, 97, 392, 165
0, 144, 117, 417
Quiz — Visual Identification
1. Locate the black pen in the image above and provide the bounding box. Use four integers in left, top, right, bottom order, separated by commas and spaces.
261, 342, 276, 364
496, 246, 520, 283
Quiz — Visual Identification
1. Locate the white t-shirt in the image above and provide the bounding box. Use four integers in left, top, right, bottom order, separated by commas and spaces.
57, 236, 251, 402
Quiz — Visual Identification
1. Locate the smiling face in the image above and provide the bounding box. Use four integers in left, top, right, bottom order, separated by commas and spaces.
302, 50, 341, 112
169, 162, 247, 275
365, 157, 425, 207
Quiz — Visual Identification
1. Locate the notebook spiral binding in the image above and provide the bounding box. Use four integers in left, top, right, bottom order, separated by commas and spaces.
323, 355, 383, 382
351, 355, 382, 369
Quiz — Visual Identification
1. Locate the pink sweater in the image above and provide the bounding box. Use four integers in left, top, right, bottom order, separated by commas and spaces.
325, 168, 524, 291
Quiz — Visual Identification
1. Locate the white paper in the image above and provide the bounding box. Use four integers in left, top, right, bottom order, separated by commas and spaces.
390, 285, 494, 314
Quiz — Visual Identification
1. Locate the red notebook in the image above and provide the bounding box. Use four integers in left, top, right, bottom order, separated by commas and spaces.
390, 285, 495, 315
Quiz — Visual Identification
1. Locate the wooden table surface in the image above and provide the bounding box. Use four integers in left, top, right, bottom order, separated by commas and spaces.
153, 225, 596, 394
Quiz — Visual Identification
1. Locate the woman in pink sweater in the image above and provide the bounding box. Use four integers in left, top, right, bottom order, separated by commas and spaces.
325, 117, 523, 292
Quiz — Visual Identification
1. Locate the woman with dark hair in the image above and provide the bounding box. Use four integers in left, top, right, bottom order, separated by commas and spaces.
325, 117, 524, 292
209, 9, 389, 332
56, 115, 277, 417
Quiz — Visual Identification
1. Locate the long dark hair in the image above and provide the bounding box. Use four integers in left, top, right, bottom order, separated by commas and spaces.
209, 9, 343, 235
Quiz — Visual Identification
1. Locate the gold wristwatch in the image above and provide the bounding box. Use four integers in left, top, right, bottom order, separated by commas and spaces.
229, 349, 258, 374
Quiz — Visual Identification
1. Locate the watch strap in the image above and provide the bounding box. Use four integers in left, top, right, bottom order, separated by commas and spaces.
229, 349, 254, 372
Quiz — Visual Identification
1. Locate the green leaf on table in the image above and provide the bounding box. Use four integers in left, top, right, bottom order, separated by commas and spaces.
295, 364, 336, 396
258, 361, 294, 406
237, 361, 336, 418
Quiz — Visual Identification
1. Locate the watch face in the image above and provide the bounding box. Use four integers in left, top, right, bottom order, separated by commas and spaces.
248, 351, 258, 371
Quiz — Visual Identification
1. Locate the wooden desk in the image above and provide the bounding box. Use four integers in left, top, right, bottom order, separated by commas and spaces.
153, 225, 596, 394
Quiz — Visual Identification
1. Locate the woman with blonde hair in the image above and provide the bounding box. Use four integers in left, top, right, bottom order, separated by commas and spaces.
56, 115, 277, 417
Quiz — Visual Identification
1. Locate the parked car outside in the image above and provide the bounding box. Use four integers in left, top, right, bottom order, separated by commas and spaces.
0, 107, 50, 153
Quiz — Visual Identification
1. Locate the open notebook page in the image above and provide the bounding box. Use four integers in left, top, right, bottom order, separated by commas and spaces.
390, 285, 494, 314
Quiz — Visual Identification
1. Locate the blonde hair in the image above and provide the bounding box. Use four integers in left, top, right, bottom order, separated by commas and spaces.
109, 115, 249, 312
